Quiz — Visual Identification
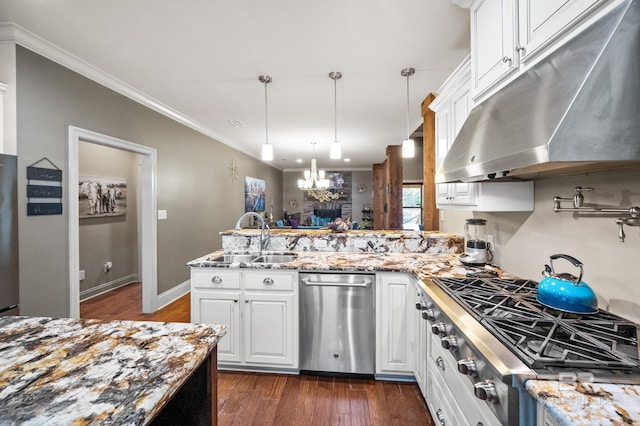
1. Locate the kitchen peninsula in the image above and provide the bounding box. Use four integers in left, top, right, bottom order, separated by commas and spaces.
0, 316, 226, 425
189, 228, 640, 426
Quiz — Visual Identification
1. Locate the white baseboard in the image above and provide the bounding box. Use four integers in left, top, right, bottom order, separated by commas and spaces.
157, 279, 190, 310
80, 274, 138, 301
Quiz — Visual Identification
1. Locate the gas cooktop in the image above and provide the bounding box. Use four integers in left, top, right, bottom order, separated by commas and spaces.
432, 277, 640, 373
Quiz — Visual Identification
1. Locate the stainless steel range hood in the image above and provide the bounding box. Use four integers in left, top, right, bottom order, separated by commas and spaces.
437, 0, 640, 183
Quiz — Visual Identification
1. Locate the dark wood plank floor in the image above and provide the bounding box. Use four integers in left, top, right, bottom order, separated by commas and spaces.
81, 283, 434, 426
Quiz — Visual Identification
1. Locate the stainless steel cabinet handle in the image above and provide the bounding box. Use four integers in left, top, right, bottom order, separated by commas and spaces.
436, 356, 445, 371
263, 277, 274, 286
233, 299, 238, 303
516, 45, 525, 54
502, 56, 512, 64
436, 408, 446, 425
211, 276, 222, 284
245, 299, 249, 303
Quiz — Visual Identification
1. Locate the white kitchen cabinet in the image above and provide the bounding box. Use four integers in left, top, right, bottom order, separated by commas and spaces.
471, 0, 517, 98
195, 290, 242, 363
243, 270, 297, 367
190, 268, 298, 370
376, 272, 415, 376
432, 57, 477, 208
430, 55, 534, 212
537, 403, 562, 426
470, 0, 608, 100
518, 0, 604, 63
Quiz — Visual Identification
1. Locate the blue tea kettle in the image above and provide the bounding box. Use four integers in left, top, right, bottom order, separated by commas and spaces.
537, 254, 598, 314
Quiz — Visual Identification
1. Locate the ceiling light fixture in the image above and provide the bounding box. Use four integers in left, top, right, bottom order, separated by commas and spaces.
259, 75, 273, 161
401, 67, 415, 158
298, 142, 339, 202
329, 71, 342, 160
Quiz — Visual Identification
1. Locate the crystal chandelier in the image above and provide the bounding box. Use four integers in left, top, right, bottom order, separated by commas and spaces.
297, 142, 339, 202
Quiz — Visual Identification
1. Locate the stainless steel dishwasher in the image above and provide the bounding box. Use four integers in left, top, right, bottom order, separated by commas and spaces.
299, 272, 375, 376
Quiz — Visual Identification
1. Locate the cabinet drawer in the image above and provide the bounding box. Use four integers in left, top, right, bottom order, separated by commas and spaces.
244, 271, 294, 291
191, 269, 241, 289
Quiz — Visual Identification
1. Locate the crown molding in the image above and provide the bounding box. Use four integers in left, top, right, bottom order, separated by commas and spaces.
0, 22, 277, 167
451, 0, 474, 9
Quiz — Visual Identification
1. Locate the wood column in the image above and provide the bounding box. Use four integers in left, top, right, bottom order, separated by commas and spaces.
386, 145, 403, 230
421, 93, 439, 231
372, 162, 386, 230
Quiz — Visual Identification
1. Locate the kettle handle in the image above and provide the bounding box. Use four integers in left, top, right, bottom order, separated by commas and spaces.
549, 254, 584, 285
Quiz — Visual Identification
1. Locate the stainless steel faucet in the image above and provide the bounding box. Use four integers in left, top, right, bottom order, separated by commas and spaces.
553, 186, 640, 242
234, 212, 271, 252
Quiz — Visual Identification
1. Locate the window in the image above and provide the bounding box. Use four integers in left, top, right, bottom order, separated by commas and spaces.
402, 184, 423, 229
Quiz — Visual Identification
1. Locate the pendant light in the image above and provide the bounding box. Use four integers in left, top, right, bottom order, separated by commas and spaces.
329, 71, 342, 160
401, 67, 415, 158
259, 75, 273, 161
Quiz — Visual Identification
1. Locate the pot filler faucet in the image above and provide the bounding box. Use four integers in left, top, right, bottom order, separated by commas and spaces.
234, 212, 271, 251
553, 186, 640, 242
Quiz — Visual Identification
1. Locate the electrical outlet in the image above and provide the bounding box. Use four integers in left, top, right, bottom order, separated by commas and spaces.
79, 270, 85, 280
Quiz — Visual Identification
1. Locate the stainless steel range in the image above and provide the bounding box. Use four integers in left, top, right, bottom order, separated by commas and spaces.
419, 277, 640, 426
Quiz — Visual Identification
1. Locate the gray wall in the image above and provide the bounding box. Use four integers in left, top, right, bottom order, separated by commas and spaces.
78, 142, 138, 298
440, 169, 640, 320
16, 46, 282, 316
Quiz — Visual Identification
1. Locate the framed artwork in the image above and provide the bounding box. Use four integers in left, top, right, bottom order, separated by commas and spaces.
245, 176, 266, 212
79, 176, 127, 218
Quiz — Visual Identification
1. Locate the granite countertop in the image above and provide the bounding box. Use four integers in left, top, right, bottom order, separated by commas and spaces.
0, 316, 226, 425
187, 250, 501, 279
526, 379, 640, 425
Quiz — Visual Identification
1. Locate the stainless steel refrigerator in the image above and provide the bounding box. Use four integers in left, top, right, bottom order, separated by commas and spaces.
0, 154, 19, 316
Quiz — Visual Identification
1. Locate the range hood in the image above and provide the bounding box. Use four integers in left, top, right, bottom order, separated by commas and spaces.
437, 0, 640, 183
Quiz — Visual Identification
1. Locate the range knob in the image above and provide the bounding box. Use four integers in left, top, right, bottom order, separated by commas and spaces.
422, 309, 436, 322
441, 336, 458, 351
474, 380, 499, 403
415, 301, 427, 311
457, 358, 477, 376
431, 322, 447, 336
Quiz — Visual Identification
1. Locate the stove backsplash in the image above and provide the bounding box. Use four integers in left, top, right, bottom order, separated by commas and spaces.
439, 169, 640, 323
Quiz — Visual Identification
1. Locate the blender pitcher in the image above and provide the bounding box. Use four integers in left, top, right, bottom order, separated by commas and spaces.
460, 218, 493, 266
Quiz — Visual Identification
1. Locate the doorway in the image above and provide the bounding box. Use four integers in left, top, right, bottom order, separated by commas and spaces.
68, 126, 158, 318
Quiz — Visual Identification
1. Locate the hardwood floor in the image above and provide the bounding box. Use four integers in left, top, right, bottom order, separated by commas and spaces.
80, 283, 434, 426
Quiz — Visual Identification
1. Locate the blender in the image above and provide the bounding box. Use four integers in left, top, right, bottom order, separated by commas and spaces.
460, 218, 493, 266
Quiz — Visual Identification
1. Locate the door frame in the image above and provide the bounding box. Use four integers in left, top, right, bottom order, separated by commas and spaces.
68, 126, 158, 317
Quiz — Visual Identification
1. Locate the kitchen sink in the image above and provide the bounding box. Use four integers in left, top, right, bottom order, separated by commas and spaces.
251, 253, 298, 264
208, 253, 257, 263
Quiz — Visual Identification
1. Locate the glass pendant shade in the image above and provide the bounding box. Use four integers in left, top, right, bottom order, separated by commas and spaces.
330, 140, 342, 159
402, 138, 415, 158
261, 142, 273, 161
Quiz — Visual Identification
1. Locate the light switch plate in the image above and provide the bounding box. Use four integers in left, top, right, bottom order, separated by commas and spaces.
158, 210, 168, 220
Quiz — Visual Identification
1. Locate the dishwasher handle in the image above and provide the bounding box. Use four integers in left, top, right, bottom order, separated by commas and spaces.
301, 277, 372, 287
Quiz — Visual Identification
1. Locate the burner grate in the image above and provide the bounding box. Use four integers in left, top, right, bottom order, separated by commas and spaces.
433, 277, 640, 371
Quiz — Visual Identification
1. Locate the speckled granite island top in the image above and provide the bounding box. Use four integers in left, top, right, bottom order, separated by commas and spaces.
526, 379, 640, 425
0, 316, 226, 425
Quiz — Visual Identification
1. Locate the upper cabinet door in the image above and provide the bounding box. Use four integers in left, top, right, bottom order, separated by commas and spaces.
518, 0, 604, 62
471, 0, 517, 97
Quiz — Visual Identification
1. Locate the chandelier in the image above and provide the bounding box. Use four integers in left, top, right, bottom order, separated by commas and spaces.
297, 142, 339, 202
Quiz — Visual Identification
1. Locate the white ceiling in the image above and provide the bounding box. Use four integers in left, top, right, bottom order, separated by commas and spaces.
0, 0, 470, 170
